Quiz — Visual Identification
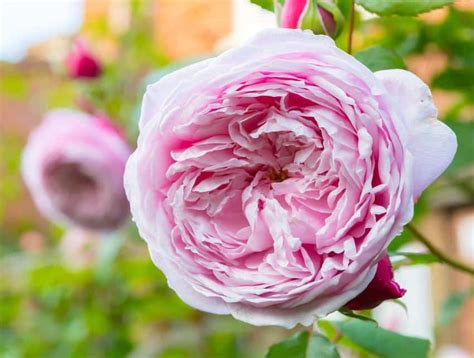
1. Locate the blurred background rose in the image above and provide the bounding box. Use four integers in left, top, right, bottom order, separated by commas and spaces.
0, 0, 473, 356
22, 109, 131, 231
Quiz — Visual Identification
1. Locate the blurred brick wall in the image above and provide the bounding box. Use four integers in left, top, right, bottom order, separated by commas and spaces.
153, 0, 232, 60
0, 62, 56, 230
82, 0, 232, 60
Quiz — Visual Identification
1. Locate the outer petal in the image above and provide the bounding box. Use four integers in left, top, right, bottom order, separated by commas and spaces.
281, 0, 308, 28
375, 69, 457, 197
227, 264, 377, 328
149, 248, 229, 315
139, 29, 382, 133
139, 29, 384, 135
139, 59, 213, 130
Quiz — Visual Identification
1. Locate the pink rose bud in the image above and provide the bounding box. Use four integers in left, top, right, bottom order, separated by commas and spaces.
346, 255, 406, 310
65, 39, 102, 79
22, 109, 131, 231
280, 0, 344, 38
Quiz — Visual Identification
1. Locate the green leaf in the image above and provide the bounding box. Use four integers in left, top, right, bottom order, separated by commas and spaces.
336, 0, 353, 19
444, 121, 474, 174
390, 252, 440, 267
250, 0, 276, 12
388, 229, 413, 252
332, 320, 431, 358
355, 46, 406, 72
338, 308, 377, 323
266, 331, 340, 358
318, 321, 371, 357
266, 331, 309, 358
390, 299, 409, 314
308, 334, 341, 358
438, 287, 474, 326
388, 197, 427, 251
356, 0, 453, 17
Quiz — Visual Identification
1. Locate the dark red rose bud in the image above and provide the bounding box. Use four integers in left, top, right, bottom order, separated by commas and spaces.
66, 39, 102, 79
346, 255, 406, 310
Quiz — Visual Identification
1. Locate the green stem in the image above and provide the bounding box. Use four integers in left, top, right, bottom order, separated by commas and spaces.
406, 224, 474, 276
347, 0, 356, 54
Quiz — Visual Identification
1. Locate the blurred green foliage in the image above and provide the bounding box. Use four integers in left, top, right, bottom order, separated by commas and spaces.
0, 3, 288, 354
360, 7, 474, 118
0, 235, 287, 357
437, 286, 474, 327
359, 5, 474, 246
0, 73, 28, 100
0, 136, 22, 221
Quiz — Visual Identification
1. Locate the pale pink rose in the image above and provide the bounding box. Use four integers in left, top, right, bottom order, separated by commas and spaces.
22, 109, 131, 231
125, 29, 456, 328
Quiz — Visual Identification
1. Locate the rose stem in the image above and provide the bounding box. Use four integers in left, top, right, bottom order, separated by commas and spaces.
347, 0, 356, 54
406, 223, 474, 275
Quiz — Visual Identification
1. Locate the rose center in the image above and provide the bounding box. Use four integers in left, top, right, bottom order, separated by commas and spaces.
45, 162, 97, 194
268, 168, 289, 182
44, 161, 100, 213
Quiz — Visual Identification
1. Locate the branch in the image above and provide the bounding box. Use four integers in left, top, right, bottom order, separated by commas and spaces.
347, 0, 356, 54
406, 224, 474, 275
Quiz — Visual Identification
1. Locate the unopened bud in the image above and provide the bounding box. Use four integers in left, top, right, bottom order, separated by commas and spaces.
66, 38, 102, 79
280, 0, 344, 38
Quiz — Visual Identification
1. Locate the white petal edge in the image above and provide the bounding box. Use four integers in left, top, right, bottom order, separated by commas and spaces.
139, 59, 213, 130
375, 69, 457, 197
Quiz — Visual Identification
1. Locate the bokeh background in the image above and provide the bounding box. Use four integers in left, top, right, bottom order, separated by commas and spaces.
0, 0, 473, 356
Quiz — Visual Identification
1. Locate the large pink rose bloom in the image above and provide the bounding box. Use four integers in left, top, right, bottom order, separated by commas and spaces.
22, 109, 131, 231
125, 29, 456, 328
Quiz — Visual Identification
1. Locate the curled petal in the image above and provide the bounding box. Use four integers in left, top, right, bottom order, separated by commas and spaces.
376, 69, 457, 198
